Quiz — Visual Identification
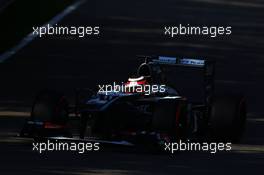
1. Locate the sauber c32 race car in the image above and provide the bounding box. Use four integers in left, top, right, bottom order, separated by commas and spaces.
20, 56, 247, 148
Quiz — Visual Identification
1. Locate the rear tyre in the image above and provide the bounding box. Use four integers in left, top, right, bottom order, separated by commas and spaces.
210, 95, 247, 142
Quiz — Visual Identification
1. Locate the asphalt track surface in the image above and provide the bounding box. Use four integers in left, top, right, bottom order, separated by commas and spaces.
0, 0, 264, 174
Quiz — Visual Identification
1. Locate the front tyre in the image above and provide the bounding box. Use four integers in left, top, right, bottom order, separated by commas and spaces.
31, 90, 69, 124
21, 90, 70, 137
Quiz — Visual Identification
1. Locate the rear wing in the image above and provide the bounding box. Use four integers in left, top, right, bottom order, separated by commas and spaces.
141, 55, 206, 67
138, 55, 215, 105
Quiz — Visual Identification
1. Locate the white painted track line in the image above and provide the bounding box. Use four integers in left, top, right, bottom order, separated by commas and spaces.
0, 0, 86, 63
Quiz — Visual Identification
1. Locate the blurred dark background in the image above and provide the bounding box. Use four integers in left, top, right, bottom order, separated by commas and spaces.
0, 0, 263, 114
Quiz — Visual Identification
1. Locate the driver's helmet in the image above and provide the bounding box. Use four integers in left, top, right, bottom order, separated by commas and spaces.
124, 76, 149, 94
137, 63, 166, 84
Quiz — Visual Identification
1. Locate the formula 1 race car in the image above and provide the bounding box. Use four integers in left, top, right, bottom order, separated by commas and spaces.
20, 56, 247, 148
